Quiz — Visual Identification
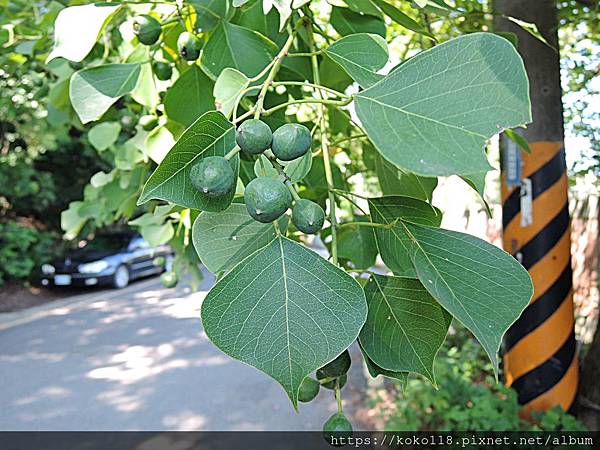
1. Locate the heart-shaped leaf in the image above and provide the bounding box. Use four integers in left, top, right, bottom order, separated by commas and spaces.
355, 32, 531, 176
201, 236, 367, 408
70, 63, 141, 124
359, 275, 451, 382
201, 21, 277, 80
138, 111, 239, 212
397, 222, 533, 375
325, 33, 388, 88
192, 203, 287, 274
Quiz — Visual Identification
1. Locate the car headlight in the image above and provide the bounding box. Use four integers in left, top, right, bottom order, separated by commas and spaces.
78, 260, 110, 274
41, 264, 55, 275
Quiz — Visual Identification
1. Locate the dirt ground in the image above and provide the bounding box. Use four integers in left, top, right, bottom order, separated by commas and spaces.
0, 283, 77, 313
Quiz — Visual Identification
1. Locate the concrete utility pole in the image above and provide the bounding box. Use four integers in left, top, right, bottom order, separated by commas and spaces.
494, 0, 578, 420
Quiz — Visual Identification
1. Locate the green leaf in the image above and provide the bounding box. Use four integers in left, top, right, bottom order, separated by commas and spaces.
165, 65, 215, 128
70, 63, 141, 124
337, 217, 378, 270
360, 343, 408, 386
325, 33, 388, 88
359, 275, 451, 382
504, 128, 531, 154
88, 122, 121, 151
368, 196, 441, 276
331, 6, 386, 37
191, 0, 230, 31
344, 0, 383, 17
129, 213, 175, 247
192, 203, 287, 273
138, 111, 240, 212
47, 3, 121, 62
213, 68, 249, 119
130, 63, 159, 109
355, 33, 531, 177
201, 236, 367, 408
61, 201, 90, 240
90, 171, 114, 188
396, 222, 533, 375
460, 171, 492, 217
143, 122, 184, 164
280, 150, 312, 183
374, 152, 437, 201
234, 0, 287, 47
370, 0, 434, 39
201, 21, 277, 80
253, 155, 279, 178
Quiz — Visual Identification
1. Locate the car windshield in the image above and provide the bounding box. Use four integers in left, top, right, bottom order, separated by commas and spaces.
75, 235, 131, 252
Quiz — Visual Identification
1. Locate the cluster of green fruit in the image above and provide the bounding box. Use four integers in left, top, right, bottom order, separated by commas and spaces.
298, 350, 353, 436
132, 14, 202, 82
189, 119, 326, 234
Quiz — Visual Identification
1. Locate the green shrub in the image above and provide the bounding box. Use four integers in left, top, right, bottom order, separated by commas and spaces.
377, 327, 586, 432
0, 221, 57, 285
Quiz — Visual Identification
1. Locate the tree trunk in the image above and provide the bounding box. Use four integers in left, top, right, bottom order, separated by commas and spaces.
494, 0, 580, 423
578, 195, 600, 429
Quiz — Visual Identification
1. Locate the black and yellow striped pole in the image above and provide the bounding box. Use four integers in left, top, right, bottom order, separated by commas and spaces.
495, 0, 578, 420
501, 141, 578, 419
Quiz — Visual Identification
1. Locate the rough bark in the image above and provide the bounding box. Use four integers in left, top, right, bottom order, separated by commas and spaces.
494, 0, 600, 429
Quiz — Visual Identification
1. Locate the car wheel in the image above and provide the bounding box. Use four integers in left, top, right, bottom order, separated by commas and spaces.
112, 265, 130, 289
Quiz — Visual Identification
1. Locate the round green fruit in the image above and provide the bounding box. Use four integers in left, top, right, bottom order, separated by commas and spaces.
236, 119, 272, 155
317, 372, 347, 390
190, 156, 235, 198
244, 177, 292, 223
323, 413, 353, 445
133, 15, 162, 45
139, 114, 158, 131
318, 350, 351, 378
177, 31, 202, 61
298, 377, 320, 403
153, 256, 166, 267
160, 271, 178, 288
292, 199, 325, 234
271, 123, 312, 161
153, 61, 172, 81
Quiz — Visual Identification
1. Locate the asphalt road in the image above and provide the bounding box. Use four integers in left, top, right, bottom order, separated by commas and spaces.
0, 270, 366, 431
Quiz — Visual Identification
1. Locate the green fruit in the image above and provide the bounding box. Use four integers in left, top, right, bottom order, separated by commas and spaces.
177, 31, 202, 61
133, 15, 162, 45
139, 114, 158, 131
292, 199, 325, 234
153, 256, 166, 267
318, 350, 351, 378
271, 123, 312, 161
160, 271, 178, 288
317, 372, 347, 390
153, 61, 172, 81
236, 119, 272, 155
190, 156, 236, 198
323, 413, 353, 445
244, 177, 292, 223
298, 377, 320, 403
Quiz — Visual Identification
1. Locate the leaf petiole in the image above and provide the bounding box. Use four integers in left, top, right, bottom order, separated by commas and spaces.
224, 145, 241, 161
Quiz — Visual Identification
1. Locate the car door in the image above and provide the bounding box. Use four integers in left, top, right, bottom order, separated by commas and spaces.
127, 236, 156, 279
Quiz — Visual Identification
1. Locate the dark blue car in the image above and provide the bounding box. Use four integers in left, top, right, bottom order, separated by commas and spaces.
40, 231, 173, 289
